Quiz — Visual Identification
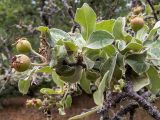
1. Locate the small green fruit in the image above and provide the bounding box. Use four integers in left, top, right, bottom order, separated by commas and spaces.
130, 17, 144, 32
12, 54, 31, 72
133, 6, 143, 15
16, 38, 32, 53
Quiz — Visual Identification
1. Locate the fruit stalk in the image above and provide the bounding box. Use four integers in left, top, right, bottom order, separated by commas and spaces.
31, 48, 48, 66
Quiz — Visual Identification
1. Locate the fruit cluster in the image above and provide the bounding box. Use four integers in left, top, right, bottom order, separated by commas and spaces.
129, 5, 144, 32
26, 98, 42, 108
12, 38, 32, 72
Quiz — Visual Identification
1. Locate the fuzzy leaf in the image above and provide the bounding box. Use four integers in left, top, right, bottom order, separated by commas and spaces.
87, 30, 114, 49
147, 66, 160, 94
103, 45, 116, 57
36, 66, 53, 73
40, 88, 63, 95
75, 3, 96, 40
96, 19, 115, 33
136, 25, 149, 42
129, 71, 150, 91
147, 21, 160, 40
121, 42, 143, 54
18, 79, 30, 95
100, 54, 117, 87
36, 26, 49, 33
126, 52, 150, 74
64, 95, 72, 108
69, 106, 100, 120
93, 71, 109, 106
52, 70, 64, 87
79, 70, 92, 94
113, 17, 126, 40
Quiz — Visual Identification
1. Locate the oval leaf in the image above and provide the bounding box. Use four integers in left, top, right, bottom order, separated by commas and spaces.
147, 66, 160, 94
52, 70, 64, 87
75, 3, 96, 40
93, 71, 109, 106
36, 66, 53, 73
113, 17, 126, 40
79, 70, 92, 94
126, 52, 150, 74
87, 30, 114, 49
18, 79, 30, 95
96, 19, 115, 33
40, 88, 63, 95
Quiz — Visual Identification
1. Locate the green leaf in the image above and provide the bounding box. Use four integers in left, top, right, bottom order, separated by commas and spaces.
93, 71, 109, 106
79, 70, 92, 94
113, 17, 126, 40
55, 45, 68, 59
64, 41, 78, 52
18, 69, 37, 94
100, 54, 117, 87
85, 49, 100, 60
103, 45, 116, 57
136, 25, 149, 42
59, 66, 83, 83
36, 26, 49, 33
18, 79, 30, 94
129, 70, 150, 91
117, 53, 125, 70
121, 42, 143, 54
147, 66, 160, 94
71, 33, 86, 49
126, 52, 150, 74
36, 66, 53, 73
83, 56, 95, 69
112, 65, 122, 81
145, 4, 152, 14
124, 34, 132, 43
40, 88, 63, 95
49, 28, 71, 45
147, 21, 160, 40
116, 40, 126, 51
69, 106, 100, 120
64, 95, 72, 108
96, 19, 115, 33
148, 40, 160, 66
75, 3, 96, 40
87, 30, 114, 49
52, 70, 64, 87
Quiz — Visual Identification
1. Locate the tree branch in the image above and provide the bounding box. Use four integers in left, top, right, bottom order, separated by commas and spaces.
111, 102, 139, 120
124, 81, 160, 120
62, 0, 80, 33
146, 0, 159, 21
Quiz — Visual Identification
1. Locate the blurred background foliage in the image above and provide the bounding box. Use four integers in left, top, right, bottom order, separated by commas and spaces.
0, 0, 160, 98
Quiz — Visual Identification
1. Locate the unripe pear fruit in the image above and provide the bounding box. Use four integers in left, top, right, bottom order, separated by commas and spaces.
133, 6, 143, 15
12, 54, 31, 72
130, 17, 144, 32
16, 38, 32, 53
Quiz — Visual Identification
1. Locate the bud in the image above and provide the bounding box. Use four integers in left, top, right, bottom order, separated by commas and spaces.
26, 98, 42, 108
